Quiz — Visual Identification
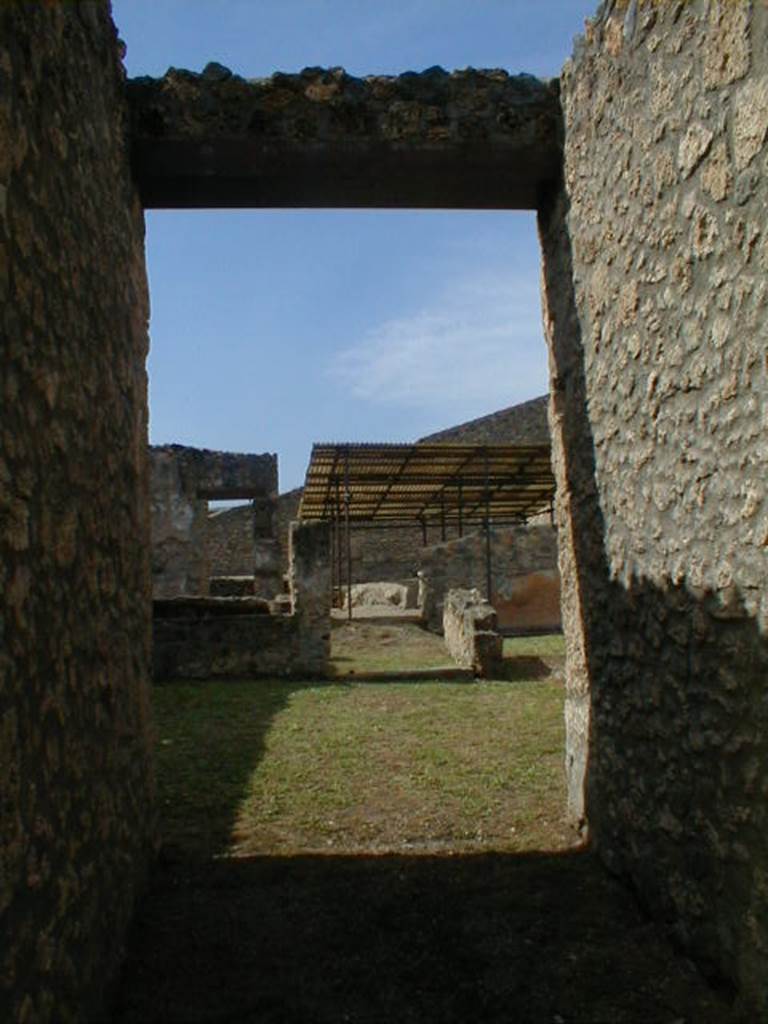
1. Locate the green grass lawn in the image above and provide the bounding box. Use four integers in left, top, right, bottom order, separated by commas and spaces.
153, 638, 569, 860
503, 633, 565, 658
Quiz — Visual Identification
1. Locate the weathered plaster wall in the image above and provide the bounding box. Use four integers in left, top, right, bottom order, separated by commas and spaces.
419, 526, 560, 634
150, 444, 276, 597
0, 4, 154, 1020
546, 0, 768, 1011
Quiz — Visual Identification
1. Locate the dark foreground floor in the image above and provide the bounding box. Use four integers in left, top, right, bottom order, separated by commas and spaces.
104, 847, 741, 1024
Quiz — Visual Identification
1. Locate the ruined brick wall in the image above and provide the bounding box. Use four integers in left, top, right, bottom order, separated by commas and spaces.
0, 4, 154, 1020
419, 526, 560, 633
544, 0, 768, 1011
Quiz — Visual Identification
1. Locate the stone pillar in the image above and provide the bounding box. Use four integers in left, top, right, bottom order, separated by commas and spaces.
0, 4, 154, 1020
288, 520, 331, 674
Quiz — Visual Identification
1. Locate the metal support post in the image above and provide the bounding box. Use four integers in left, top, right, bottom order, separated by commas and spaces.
484, 450, 492, 602
344, 448, 353, 622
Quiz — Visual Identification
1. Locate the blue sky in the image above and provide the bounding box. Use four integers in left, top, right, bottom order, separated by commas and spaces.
112, 0, 597, 490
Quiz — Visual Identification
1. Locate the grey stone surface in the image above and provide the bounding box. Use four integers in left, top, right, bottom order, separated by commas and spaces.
153, 521, 331, 680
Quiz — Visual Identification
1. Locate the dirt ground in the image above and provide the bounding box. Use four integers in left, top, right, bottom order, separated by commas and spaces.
104, 628, 742, 1023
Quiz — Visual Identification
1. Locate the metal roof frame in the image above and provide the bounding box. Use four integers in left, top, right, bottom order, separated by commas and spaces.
299, 442, 555, 526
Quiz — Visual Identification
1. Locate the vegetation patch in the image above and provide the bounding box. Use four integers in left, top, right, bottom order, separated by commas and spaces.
153, 669, 569, 858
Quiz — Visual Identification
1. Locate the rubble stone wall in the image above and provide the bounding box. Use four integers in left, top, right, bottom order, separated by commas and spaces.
0, 4, 155, 1020
154, 521, 330, 679
152, 598, 326, 679
150, 445, 276, 597
545, 0, 768, 1012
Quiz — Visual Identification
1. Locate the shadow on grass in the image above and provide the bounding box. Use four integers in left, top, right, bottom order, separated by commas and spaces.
107, 846, 737, 1024
150, 678, 322, 859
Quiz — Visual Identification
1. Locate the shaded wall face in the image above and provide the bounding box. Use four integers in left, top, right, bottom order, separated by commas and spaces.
552, 0, 768, 1010
0, 4, 154, 1021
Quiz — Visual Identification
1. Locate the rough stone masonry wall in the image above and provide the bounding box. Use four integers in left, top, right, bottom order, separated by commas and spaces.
0, 4, 154, 1022
545, 0, 768, 1012
150, 444, 276, 597
207, 504, 258, 576
289, 520, 332, 664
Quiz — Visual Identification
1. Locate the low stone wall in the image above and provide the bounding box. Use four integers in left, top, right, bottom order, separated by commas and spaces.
207, 503, 282, 598
153, 597, 327, 679
420, 525, 560, 633
442, 588, 503, 677
154, 519, 331, 681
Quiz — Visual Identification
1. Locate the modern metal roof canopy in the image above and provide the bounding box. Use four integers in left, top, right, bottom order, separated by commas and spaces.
299, 442, 555, 525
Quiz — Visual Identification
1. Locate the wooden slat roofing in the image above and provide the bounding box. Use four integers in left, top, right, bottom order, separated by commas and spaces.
298, 442, 554, 525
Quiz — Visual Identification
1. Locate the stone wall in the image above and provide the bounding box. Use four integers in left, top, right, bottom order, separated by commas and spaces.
128, 66, 561, 210
154, 519, 330, 679
207, 498, 281, 597
150, 445, 277, 597
152, 599, 326, 679
0, 4, 155, 1021
419, 526, 560, 633
546, 0, 768, 1011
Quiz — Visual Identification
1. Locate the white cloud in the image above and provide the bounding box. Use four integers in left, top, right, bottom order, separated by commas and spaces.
327, 270, 548, 411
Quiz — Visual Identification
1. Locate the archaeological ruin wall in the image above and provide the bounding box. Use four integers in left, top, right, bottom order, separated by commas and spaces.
150, 444, 277, 597
5, 1, 768, 1017
153, 520, 330, 680
0, 4, 154, 1021
419, 525, 560, 634
543, 0, 768, 1012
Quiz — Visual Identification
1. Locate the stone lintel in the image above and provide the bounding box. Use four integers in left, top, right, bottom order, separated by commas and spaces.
128, 66, 562, 210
